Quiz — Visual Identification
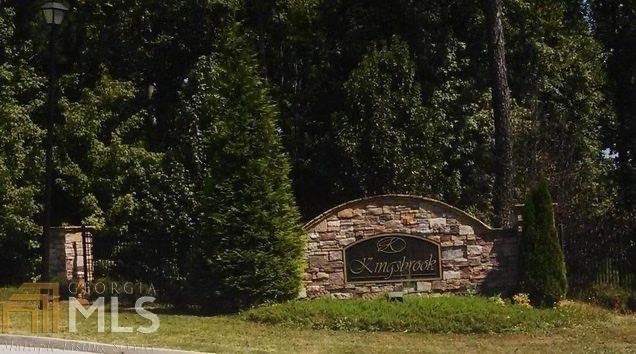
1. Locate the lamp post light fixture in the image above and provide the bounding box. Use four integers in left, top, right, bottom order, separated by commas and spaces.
41, 2, 68, 25
40, 1, 68, 281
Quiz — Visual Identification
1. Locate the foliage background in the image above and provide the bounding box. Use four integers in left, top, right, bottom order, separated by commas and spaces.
0, 0, 633, 307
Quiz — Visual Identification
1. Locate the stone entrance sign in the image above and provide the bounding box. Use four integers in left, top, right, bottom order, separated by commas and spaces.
344, 234, 441, 283
302, 195, 518, 298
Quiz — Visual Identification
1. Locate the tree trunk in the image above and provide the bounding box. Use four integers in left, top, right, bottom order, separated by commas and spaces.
485, 0, 514, 228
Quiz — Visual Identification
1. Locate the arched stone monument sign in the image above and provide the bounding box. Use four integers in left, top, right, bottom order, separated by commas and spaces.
302, 195, 517, 298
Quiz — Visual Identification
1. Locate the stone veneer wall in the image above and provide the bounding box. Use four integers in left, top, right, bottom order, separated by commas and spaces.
302, 195, 518, 298
49, 226, 93, 281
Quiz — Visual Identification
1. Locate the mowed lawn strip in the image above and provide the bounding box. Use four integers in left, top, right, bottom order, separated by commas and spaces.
1, 290, 634, 353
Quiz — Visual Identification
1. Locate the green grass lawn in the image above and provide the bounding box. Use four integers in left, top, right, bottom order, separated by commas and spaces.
1, 289, 635, 353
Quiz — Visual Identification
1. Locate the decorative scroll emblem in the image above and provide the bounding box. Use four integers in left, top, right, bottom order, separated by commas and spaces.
376, 237, 407, 254
344, 234, 441, 283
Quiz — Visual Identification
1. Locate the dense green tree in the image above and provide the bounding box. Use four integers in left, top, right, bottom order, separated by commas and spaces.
237, 0, 354, 218
0, 0, 630, 300
333, 38, 446, 196
253, 1, 498, 218
588, 1, 635, 284
57, 76, 152, 225
519, 178, 567, 306
0, 6, 45, 284
182, 32, 304, 311
58, 75, 197, 298
329, 36, 494, 214
506, 0, 610, 229
589, 0, 636, 212
422, 39, 495, 219
240, 0, 343, 218
7, 0, 238, 153
502, 1, 617, 291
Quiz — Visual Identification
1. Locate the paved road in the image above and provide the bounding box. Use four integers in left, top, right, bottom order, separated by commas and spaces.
0, 344, 94, 353
0, 335, 201, 353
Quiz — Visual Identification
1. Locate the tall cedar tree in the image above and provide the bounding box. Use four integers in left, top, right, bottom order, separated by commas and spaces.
519, 178, 567, 306
484, 0, 514, 228
184, 33, 304, 312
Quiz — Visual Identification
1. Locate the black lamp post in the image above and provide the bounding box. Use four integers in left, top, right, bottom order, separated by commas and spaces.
40, 1, 68, 281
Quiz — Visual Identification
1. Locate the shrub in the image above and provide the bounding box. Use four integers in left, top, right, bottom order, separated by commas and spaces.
519, 178, 568, 306
582, 283, 633, 313
512, 293, 532, 308
92, 260, 114, 279
489, 294, 506, 306
242, 296, 605, 333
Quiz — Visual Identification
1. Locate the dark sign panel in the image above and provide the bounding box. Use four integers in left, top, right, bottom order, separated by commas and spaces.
344, 234, 441, 283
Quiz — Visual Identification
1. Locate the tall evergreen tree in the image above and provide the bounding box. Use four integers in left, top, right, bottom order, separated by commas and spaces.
182, 32, 304, 311
519, 178, 567, 306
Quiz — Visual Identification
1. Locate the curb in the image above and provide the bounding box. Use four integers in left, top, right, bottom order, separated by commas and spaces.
0, 334, 204, 353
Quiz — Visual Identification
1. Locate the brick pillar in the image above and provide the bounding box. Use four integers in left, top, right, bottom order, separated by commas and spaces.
48, 226, 93, 281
